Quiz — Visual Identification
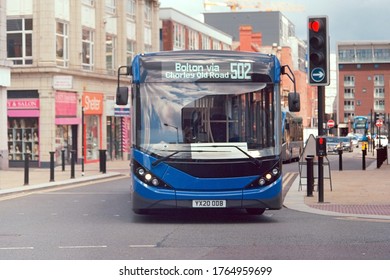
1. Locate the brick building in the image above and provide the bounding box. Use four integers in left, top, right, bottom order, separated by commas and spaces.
159, 8, 232, 51
337, 42, 390, 136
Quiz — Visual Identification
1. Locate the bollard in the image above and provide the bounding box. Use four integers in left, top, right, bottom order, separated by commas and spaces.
99, 149, 104, 172
24, 153, 30, 186
102, 149, 107, 174
338, 148, 343, 171
376, 147, 387, 168
70, 150, 75, 179
305, 155, 314, 197
81, 154, 84, 176
49, 151, 55, 182
61, 149, 65, 171
362, 149, 366, 170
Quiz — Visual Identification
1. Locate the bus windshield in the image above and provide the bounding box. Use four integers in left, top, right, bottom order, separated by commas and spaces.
136, 82, 279, 160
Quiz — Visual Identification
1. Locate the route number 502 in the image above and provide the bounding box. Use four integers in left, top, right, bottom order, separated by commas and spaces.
230, 63, 251, 80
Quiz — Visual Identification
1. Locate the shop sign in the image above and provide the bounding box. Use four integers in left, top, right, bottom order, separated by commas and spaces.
7, 99, 40, 110
82, 92, 103, 115
55, 91, 77, 116
53, 75, 73, 89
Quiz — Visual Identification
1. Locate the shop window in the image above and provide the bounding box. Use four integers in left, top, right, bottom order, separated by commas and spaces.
8, 118, 39, 161
86, 115, 100, 160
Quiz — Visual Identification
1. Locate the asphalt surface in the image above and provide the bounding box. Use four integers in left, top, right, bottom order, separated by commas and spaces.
1, 155, 389, 219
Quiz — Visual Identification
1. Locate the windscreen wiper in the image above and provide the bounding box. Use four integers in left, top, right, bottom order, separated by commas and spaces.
208, 145, 262, 167
151, 145, 262, 167
152, 151, 180, 167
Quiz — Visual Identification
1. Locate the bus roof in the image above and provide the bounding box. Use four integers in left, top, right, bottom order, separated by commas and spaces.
131, 50, 281, 84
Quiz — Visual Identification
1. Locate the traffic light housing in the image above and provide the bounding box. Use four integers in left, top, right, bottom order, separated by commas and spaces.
316, 136, 327, 157
308, 16, 329, 86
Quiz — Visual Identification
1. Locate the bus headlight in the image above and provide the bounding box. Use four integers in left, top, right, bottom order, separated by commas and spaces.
137, 168, 145, 176
247, 164, 281, 189
151, 178, 160, 186
258, 178, 266, 186
144, 173, 152, 181
133, 160, 172, 189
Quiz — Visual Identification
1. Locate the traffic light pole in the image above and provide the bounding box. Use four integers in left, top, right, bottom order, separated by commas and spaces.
317, 86, 325, 203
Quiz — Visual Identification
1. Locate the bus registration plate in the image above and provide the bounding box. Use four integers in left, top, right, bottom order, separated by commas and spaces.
192, 200, 226, 208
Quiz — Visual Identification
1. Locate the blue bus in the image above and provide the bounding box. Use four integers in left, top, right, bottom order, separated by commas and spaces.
352, 116, 369, 137
116, 50, 300, 215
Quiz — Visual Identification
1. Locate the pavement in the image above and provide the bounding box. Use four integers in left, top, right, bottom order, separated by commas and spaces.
0, 160, 129, 197
284, 150, 390, 220
0, 154, 389, 220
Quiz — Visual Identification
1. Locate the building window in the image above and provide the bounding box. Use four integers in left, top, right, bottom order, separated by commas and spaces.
356, 49, 372, 62
374, 48, 390, 61
374, 87, 385, 98
126, 39, 135, 65
82, 0, 94, 6
105, 0, 116, 14
344, 88, 355, 99
374, 100, 385, 111
343, 113, 354, 123
343, 75, 355, 87
188, 29, 198, 50
356, 100, 361, 106
6, 18, 33, 65
174, 23, 185, 50
82, 28, 94, 70
126, 0, 136, 18
213, 40, 221, 50
144, 26, 152, 52
144, 0, 152, 23
56, 22, 69, 67
344, 100, 355, 111
106, 33, 116, 72
201, 34, 210, 50
338, 49, 355, 62
374, 75, 384, 86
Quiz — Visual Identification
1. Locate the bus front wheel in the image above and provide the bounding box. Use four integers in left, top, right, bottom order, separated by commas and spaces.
246, 208, 265, 215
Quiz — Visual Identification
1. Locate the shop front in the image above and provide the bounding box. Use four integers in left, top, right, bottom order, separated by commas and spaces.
7, 90, 40, 167
55, 91, 80, 164
82, 92, 103, 163
106, 100, 131, 160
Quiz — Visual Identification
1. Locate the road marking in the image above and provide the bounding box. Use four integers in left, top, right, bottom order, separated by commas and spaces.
129, 245, 157, 248
0, 247, 34, 250
283, 172, 297, 188
58, 245, 108, 249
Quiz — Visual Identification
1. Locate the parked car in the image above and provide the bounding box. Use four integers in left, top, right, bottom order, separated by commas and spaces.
347, 133, 363, 148
374, 135, 388, 147
350, 135, 359, 148
326, 136, 353, 153
339, 137, 354, 152
326, 136, 340, 154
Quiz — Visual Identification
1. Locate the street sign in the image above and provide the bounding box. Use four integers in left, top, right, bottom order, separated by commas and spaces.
327, 119, 335, 128
376, 119, 383, 128
311, 67, 325, 83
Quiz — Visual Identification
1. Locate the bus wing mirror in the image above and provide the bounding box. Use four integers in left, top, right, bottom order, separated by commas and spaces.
288, 92, 300, 112
116, 87, 129, 105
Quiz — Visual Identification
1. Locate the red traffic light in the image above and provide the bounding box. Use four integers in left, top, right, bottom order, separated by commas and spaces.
309, 20, 321, 32
318, 137, 324, 145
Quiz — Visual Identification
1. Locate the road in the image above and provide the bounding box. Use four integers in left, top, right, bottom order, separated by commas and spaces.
0, 151, 388, 260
